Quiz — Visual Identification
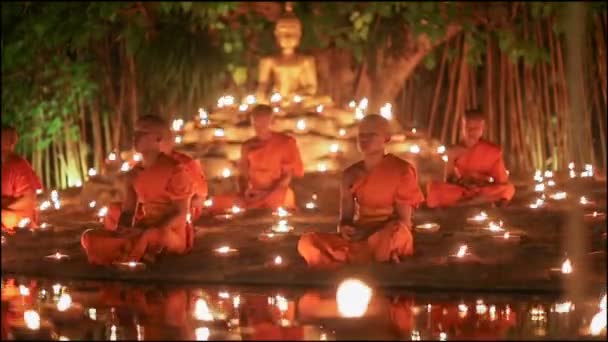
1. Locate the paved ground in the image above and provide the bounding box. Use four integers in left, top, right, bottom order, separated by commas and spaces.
2, 176, 606, 294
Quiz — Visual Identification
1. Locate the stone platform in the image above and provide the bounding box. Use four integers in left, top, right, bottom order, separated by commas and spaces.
2, 178, 606, 294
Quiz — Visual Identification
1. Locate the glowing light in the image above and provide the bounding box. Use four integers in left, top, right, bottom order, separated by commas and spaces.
379, 103, 392, 120
317, 163, 328, 172
534, 170, 543, 182
275, 295, 289, 313
296, 119, 307, 131
471, 211, 488, 223
544, 170, 553, 178
50, 190, 59, 201
217, 95, 235, 108
53, 201, 61, 210
550, 192, 567, 200
52, 284, 62, 295
503, 232, 511, 240
219, 292, 230, 299
358, 98, 369, 110
270, 93, 282, 103
46, 252, 68, 261
245, 95, 257, 105
18, 218, 31, 228
442, 155, 448, 162
529, 198, 544, 209
127, 261, 138, 268
88, 168, 97, 177
186, 213, 192, 224
316, 104, 324, 113
204, 198, 213, 208
274, 255, 283, 265
214, 128, 225, 138
194, 298, 214, 321
110, 325, 117, 340
590, 310, 607, 336
108, 152, 117, 161
57, 293, 72, 312
339, 128, 346, 136
276, 207, 288, 218
195, 327, 210, 341
215, 246, 236, 254
580, 196, 590, 205
305, 201, 316, 209
232, 295, 241, 309
487, 221, 505, 232
569, 170, 577, 178
601, 294, 606, 310
409, 144, 421, 154
88, 308, 97, 320
272, 220, 293, 233
133, 153, 142, 162
273, 107, 280, 113
120, 162, 130, 172
437, 145, 446, 154
89, 201, 97, 208
348, 100, 357, 108
553, 301, 573, 314
97, 206, 108, 218
198, 108, 209, 120
476, 300, 488, 315
174, 135, 183, 144
439, 332, 447, 341
36, 188, 43, 195
568, 162, 575, 170
561, 259, 573, 274
59, 336, 69, 341
19, 285, 30, 296
354, 107, 365, 120
24, 310, 40, 330
336, 279, 372, 318
230, 205, 241, 214
534, 183, 545, 192
238, 104, 249, 112
458, 303, 469, 316
456, 245, 468, 258
329, 143, 340, 153
221, 168, 231, 178
547, 180, 556, 187
172, 119, 184, 132
411, 128, 417, 134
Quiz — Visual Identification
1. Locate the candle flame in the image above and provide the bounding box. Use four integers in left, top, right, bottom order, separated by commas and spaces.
550, 191, 567, 200
274, 255, 283, 265
409, 144, 421, 154
442, 155, 448, 162
40, 200, 51, 211
317, 163, 328, 172
380, 103, 392, 120
348, 100, 357, 108
89, 200, 97, 208
57, 293, 72, 312
245, 95, 257, 105
336, 279, 372, 318
338, 128, 346, 136
503, 232, 510, 239
354, 107, 365, 120
120, 161, 130, 172
561, 258, 573, 274
238, 104, 249, 112
329, 143, 340, 153
436, 145, 446, 154
456, 245, 468, 258
296, 119, 306, 131
568, 162, 575, 170
580, 196, 589, 205
194, 298, 214, 321
98, 206, 108, 218
108, 152, 117, 161
214, 128, 225, 138
204, 198, 213, 208
195, 327, 210, 341
230, 205, 241, 214
19, 285, 30, 296
18, 218, 31, 228
276, 207, 288, 217
24, 310, 40, 330
215, 246, 233, 254
305, 201, 316, 209
174, 135, 183, 144
316, 104, 324, 113
488, 221, 504, 232
199, 108, 209, 119
88, 168, 97, 177
221, 168, 231, 178
270, 93, 282, 103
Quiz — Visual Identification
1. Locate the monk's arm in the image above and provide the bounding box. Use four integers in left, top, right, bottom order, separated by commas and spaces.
238, 144, 250, 196
2, 191, 36, 211
119, 180, 138, 227
338, 171, 355, 227
394, 202, 413, 229
489, 152, 510, 184
267, 138, 304, 194
150, 197, 190, 233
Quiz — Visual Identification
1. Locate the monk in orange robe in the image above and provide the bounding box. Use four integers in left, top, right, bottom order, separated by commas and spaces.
298, 115, 424, 268
1, 127, 43, 232
426, 110, 515, 208
103, 122, 207, 234
212, 104, 304, 212
81, 115, 193, 265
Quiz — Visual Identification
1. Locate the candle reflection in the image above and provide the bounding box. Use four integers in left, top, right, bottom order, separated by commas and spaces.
336, 279, 372, 318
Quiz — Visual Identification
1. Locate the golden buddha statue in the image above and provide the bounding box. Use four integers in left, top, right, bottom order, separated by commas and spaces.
256, 3, 331, 107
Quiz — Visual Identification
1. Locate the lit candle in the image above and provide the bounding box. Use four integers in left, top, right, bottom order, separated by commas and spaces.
120, 162, 130, 172
561, 258, 572, 274
271, 220, 294, 233
245, 95, 257, 105
436, 145, 446, 154
296, 119, 307, 131
467, 211, 488, 224
534, 170, 543, 182
172, 119, 184, 132
338, 128, 346, 136
97, 206, 108, 218
194, 298, 214, 321
56, 293, 72, 312
580, 196, 594, 206
568, 162, 575, 170
529, 198, 544, 209
108, 152, 117, 161
569, 170, 576, 178
409, 144, 421, 154
40, 201, 51, 211
305, 201, 316, 210
204, 198, 213, 208
273, 107, 280, 113
20, 285, 31, 296
546, 180, 556, 187
415, 222, 440, 233
88, 168, 97, 177
336, 279, 372, 318
258, 231, 279, 242
273, 255, 283, 266
275, 207, 289, 218
380, 103, 392, 120
455, 245, 468, 258
544, 170, 553, 178
221, 168, 232, 178
534, 183, 545, 192
358, 98, 369, 110
552, 301, 573, 314
24, 310, 41, 330
411, 128, 417, 134
441, 155, 448, 163
549, 191, 567, 200
214, 246, 238, 255
238, 104, 248, 112
44, 252, 69, 261
214, 128, 225, 138
270, 93, 282, 103
18, 218, 31, 229
199, 108, 209, 120
113, 261, 146, 271
89, 201, 97, 208
584, 211, 605, 222
354, 107, 365, 120
36, 188, 43, 195
329, 143, 340, 154
485, 221, 505, 233
316, 104, 324, 113
174, 135, 183, 144
230, 205, 242, 215
317, 163, 328, 173
348, 100, 357, 109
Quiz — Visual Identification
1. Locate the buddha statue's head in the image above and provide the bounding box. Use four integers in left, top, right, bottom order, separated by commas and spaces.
274, 3, 302, 55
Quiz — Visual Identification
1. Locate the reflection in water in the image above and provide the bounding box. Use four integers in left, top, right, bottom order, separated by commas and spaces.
0, 277, 606, 340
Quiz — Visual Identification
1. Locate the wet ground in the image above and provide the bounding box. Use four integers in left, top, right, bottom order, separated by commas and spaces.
1, 276, 606, 340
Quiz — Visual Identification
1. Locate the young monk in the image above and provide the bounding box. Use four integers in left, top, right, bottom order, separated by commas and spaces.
1, 126, 43, 232
103, 119, 207, 231
213, 104, 304, 212
81, 115, 193, 265
298, 114, 424, 267
426, 109, 515, 208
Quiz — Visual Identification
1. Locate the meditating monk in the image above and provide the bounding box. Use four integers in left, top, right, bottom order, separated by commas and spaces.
212, 104, 304, 212
81, 115, 193, 265
298, 114, 424, 267
426, 109, 515, 208
103, 118, 207, 232
1, 126, 43, 232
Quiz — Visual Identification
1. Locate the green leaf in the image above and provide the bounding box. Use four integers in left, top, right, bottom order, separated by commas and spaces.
181, 2, 193, 13
423, 53, 436, 70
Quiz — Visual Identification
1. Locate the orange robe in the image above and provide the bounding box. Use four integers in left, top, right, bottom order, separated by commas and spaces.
1, 154, 42, 231
81, 153, 193, 265
103, 150, 206, 229
298, 154, 424, 267
426, 139, 515, 208
211, 132, 304, 213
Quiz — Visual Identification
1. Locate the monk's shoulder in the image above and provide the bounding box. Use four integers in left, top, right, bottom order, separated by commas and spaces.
478, 139, 503, 155
385, 154, 416, 173
343, 160, 365, 182
272, 132, 296, 144
170, 150, 193, 163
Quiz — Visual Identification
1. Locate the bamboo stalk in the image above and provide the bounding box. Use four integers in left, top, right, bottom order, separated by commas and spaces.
441, 35, 462, 143
485, 32, 496, 142
547, 18, 568, 168
427, 44, 448, 137
535, 21, 556, 170
90, 100, 104, 172
451, 37, 469, 145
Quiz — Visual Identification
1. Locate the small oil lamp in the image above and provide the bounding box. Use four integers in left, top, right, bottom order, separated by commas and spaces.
113, 261, 146, 271
88, 168, 97, 177
271, 220, 294, 233
293, 95, 302, 104
467, 211, 488, 225
529, 198, 545, 209
448, 244, 474, 262
305, 193, 318, 210
484, 220, 505, 233
583, 211, 606, 223
270, 93, 282, 104
296, 119, 307, 131
579, 196, 596, 207
316, 104, 324, 113
549, 258, 573, 278
214, 245, 238, 256
415, 222, 440, 233
221, 168, 232, 178
409, 144, 421, 154
436, 145, 446, 154
214, 128, 225, 138
120, 162, 130, 172
339, 129, 346, 137
549, 191, 567, 201
44, 252, 69, 261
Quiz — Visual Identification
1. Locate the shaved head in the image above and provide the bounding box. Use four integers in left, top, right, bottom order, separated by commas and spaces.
250, 104, 273, 118
134, 115, 170, 154
461, 109, 486, 147
1, 126, 18, 154
136, 115, 170, 135
359, 114, 391, 138
463, 109, 486, 122
250, 104, 273, 138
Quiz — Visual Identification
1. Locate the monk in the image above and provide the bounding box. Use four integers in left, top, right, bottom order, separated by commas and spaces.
212, 104, 304, 212
81, 115, 193, 265
298, 114, 424, 267
1, 126, 43, 232
103, 119, 207, 233
426, 109, 515, 208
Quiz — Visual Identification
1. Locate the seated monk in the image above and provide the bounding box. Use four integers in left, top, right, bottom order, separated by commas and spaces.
298, 114, 424, 268
426, 109, 515, 208
103, 118, 207, 232
212, 104, 304, 212
81, 115, 194, 265
1, 126, 43, 232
